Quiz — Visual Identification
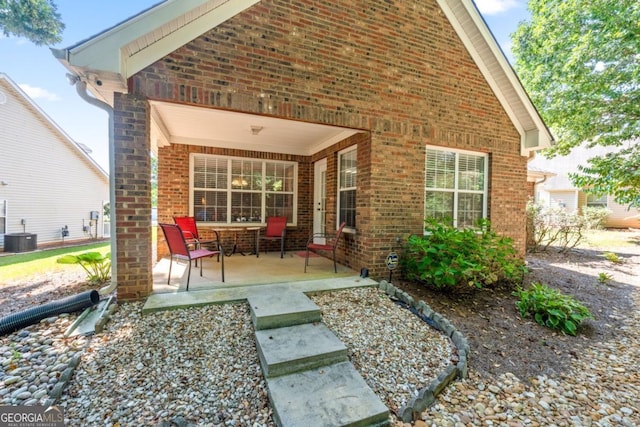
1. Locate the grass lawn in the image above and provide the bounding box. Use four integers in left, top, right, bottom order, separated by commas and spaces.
0, 242, 110, 283
578, 229, 640, 249
0, 228, 158, 284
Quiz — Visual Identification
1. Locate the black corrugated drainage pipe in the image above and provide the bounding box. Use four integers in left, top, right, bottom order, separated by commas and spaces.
0, 290, 100, 336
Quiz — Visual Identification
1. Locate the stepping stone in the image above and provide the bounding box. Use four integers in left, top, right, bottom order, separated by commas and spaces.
255, 323, 348, 378
267, 361, 389, 427
248, 291, 321, 330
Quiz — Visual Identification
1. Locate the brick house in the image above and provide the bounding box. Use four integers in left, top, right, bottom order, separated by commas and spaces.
53, 0, 552, 300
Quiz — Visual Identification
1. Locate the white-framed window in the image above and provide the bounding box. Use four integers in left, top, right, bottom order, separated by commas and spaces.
190, 154, 297, 225
338, 146, 357, 229
586, 193, 608, 208
424, 147, 488, 229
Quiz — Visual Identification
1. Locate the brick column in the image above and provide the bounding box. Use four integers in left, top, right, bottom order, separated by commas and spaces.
113, 93, 152, 300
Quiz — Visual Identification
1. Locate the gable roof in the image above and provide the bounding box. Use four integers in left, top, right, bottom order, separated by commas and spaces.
51, 0, 259, 104
0, 73, 109, 180
436, 0, 553, 153
52, 0, 553, 155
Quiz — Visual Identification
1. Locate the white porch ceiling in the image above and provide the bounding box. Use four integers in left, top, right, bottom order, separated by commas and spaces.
149, 101, 361, 156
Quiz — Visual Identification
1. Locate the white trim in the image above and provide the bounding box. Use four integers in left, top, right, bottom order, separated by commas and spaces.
53, 0, 260, 103
313, 158, 327, 241
337, 145, 357, 231
424, 146, 488, 229
126, 0, 261, 78
436, 0, 553, 155
189, 153, 298, 226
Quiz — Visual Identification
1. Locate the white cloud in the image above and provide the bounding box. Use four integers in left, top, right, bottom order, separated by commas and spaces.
19, 84, 60, 101
474, 0, 519, 15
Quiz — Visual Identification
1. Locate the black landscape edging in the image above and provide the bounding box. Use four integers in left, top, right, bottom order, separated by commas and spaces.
377, 280, 470, 422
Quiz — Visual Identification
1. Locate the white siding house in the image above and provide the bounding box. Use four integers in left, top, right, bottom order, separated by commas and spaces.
0, 73, 109, 250
528, 144, 640, 229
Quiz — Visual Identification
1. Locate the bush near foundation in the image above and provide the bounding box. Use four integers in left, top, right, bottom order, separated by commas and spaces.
401, 219, 526, 292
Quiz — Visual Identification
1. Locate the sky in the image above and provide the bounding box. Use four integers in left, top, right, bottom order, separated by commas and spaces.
0, 0, 531, 172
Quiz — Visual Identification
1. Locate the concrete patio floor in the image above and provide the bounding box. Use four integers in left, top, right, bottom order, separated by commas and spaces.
145, 250, 377, 313
152, 250, 361, 294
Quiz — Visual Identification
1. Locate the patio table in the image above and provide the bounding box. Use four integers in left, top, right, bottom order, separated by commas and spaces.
207, 225, 262, 256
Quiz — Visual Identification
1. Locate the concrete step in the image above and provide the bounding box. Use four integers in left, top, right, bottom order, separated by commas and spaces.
255, 322, 348, 378
267, 361, 390, 427
248, 291, 321, 330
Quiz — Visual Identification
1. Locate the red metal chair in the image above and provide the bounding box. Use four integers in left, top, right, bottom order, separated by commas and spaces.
160, 223, 224, 291
256, 216, 287, 258
304, 222, 346, 273
174, 216, 221, 263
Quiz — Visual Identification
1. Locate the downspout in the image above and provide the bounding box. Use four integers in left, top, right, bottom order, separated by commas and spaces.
535, 175, 549, 186
68, 75, 117, 296
530, 175, 549, 206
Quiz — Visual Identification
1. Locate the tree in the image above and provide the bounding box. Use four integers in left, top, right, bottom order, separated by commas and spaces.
0, 0, 64, 45
512, 0, 640, 207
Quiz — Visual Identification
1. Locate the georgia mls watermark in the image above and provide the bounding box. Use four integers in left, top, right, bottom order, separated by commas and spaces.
0, 406, 64, 427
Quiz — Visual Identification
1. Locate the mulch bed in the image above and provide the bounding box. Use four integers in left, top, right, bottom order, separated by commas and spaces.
395, 243, 639, 383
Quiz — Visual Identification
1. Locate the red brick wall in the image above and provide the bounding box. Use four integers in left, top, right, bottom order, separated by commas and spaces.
113, 94, 153, 300
121, 0, 527, 291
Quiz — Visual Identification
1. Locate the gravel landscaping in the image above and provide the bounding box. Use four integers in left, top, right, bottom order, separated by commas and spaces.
1, 285, 455, 426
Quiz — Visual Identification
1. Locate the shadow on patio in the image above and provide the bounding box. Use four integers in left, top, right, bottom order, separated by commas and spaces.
152, 250, 359, 294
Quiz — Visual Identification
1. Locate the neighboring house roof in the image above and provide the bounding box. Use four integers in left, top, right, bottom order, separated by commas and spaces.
528, 143, 633, 192
51, 0, 553, 155
526, 165, 556, 183
0, 73, 109, 180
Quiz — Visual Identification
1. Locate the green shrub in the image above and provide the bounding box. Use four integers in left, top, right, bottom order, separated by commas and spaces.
514, 283, 592, 336
581, 206, 610, 230
597, 272, 613, 284
603, 252, 623, 264
526, 199, 585, 252
401, 219, 526, 291
57, 251, 111, 284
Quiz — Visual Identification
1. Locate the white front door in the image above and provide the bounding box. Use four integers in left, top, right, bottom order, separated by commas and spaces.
313, 158, 327, 244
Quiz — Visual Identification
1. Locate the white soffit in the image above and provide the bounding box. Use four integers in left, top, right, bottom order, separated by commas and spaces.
122, 0, 261, 78
437, 0, 553, 154
53, 0, 259, 102
149, 101, 361, 156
